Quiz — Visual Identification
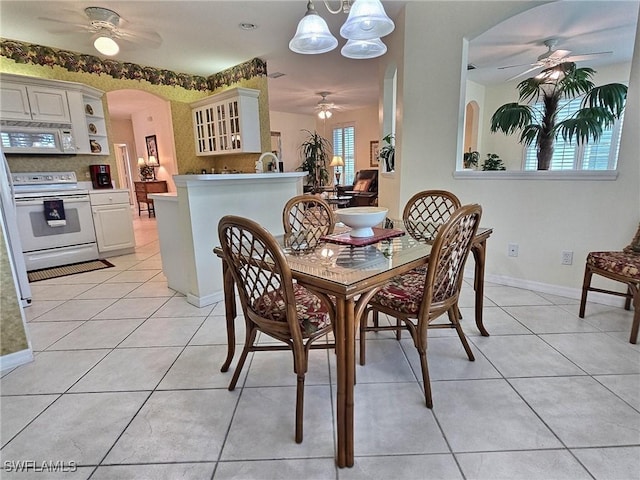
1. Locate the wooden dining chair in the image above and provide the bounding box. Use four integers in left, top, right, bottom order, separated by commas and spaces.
218, 215, 335, 443
402, 190, 462, 244
579, 223, 640, 344
282, 195, 335, 249
363, 190, 463, 343
361, 204, 482, 408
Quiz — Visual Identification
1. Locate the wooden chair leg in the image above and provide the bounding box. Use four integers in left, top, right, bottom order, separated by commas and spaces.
418, 348, 433, 409
449, 307, 474, 361
624, 285, 632, 311
630, 284, 639, 344
579, 265, 593, 318
295, 374, 305, 443
359, 310, 368, 366
228, 329, 256, 390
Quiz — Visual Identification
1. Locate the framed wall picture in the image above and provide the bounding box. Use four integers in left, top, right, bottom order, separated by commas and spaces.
145, 135, 159, 163
370, 140, 379, 167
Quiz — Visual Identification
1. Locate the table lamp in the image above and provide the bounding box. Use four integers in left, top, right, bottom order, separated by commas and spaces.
330, 155, 344, 186
147, 155, 159, 180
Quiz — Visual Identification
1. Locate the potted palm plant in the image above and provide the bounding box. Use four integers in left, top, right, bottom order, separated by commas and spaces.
379, 133, 395, 172
297, 130, 330, 193
490, 62, 627, 170
463, 149, 479, 169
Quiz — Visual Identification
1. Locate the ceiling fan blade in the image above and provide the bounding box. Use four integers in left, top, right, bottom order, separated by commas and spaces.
546, 49, 572, 61
506, 65, 543, 82
115, 29, 163, 49
564, 51, 613, 63
498, 62, 537, 70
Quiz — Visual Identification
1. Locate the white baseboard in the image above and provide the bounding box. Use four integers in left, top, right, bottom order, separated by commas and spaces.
465, 270, 628, 308
0, 348, 34, 373
186, 290, 224, 308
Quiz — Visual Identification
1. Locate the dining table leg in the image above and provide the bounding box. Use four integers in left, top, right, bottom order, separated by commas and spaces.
220, 260, 237, 372
334, 297, 355, 468
471, 239, 490, 337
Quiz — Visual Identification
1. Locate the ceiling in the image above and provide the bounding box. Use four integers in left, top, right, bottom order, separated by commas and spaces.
0, 1, 637, 117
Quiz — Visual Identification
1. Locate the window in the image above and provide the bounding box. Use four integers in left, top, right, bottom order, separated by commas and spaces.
332, 124, 356, 184
523, 96, 624, 170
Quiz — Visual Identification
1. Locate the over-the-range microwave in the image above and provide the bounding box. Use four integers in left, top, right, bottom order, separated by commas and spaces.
0, 125, 76, 154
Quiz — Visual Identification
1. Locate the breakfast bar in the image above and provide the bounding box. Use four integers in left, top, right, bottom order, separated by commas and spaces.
150, 172, 307, 307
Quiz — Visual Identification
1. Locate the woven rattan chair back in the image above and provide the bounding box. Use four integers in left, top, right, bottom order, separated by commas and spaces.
282, 195, 335, 248
426, 204, 482, 308
218, 215, 335, 443
362, 204, 482, 408
219, 215, 296, 336
402, 190, 461, 243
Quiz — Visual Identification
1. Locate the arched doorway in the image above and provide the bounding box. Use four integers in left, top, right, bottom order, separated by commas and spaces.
106, 89, 178, 202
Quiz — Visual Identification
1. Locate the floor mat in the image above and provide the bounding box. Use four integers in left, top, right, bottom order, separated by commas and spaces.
27, 259, 115, 282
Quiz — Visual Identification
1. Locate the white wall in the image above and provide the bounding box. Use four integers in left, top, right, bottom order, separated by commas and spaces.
322, 105, 379, 184
130, 97, 178, 192
268, 111, 316, 172
380, 1, 639, 300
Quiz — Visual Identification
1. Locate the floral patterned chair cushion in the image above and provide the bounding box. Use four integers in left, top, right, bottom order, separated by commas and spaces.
252, 284, 331, 336
586, 251, 640, 281
370, 271, 426, 315
624, 223, 640, 254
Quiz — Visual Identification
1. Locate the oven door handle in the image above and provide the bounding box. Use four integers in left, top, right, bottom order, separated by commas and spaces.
15, 195, 91, 205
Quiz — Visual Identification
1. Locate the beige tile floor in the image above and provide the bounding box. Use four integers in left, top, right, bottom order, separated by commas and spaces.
1, 214, 639, 479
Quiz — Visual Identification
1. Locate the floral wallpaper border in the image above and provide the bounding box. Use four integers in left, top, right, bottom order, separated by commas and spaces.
0, 38, 267, 91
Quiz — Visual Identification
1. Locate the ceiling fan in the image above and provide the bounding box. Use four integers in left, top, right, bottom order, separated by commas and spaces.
315, 92, 341, 119
39, 6, 162, 56
498, 38, 612, 81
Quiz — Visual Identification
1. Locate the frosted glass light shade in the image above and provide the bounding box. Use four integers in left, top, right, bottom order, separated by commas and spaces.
93, 35, 119, 56
339, 0, 394, 40
289, 3, 338, 54
341, 38, 387, 59
318, 109, 332, 119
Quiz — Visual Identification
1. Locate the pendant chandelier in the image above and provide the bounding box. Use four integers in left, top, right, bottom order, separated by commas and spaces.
289, 0, 394, 59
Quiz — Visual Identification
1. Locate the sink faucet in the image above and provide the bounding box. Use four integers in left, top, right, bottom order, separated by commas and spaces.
258, 152, 278, 172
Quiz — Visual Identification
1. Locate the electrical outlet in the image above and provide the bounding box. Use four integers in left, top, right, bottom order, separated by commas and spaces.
85, 172, 91, 178
561, 250, 573, 265
508, 243, 518, 257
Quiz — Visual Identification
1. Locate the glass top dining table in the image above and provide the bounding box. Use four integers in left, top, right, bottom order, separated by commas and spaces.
215, 220, 493, 468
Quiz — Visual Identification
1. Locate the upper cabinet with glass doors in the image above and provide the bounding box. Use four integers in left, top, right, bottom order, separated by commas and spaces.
190, 87, 260, 156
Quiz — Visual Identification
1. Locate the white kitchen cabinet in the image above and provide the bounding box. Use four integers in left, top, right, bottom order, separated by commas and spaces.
1, 73, 109, 156
0, 82, 71, 123
66, 90, 110, 156
90, 190, 135, 256
191, 87, 260, 156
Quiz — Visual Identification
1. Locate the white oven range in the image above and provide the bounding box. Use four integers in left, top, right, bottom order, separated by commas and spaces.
12, 171, 98, 271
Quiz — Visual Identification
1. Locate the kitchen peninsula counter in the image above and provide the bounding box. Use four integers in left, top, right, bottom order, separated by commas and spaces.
150, 172, 306, 307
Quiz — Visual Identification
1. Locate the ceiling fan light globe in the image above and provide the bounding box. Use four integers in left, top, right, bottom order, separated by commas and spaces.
94, 35, 119, 56
289, 7, 338, 54
318, 109, 332, 119
341, 38, 387, 59
339, 0, 394, 40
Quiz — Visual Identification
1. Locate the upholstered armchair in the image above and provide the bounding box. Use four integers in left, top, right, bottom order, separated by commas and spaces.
337, 169, 378, 207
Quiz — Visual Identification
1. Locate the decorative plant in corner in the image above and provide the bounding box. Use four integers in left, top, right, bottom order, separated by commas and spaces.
297, 130, 330, 193
481, 153, 506, 171
490, 62, 627, 170
379, 133, 395, 172
463, 149, 479, 169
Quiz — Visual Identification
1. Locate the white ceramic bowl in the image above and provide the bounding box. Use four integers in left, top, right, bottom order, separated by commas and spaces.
336, 207, 388, 237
